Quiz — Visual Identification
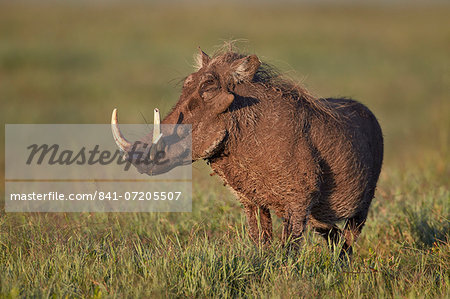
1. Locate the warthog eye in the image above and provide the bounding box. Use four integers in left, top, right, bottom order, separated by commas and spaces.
200, 80, 215, 92
200, 85, 219, 101
199, 73, 219, 100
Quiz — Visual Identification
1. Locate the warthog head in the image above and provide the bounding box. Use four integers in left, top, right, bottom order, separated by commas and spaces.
111, 48, 261, 175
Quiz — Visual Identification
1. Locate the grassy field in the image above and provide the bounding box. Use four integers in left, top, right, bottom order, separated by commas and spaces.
0, 2, 449, 298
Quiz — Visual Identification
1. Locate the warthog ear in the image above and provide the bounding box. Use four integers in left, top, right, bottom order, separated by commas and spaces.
231, 55, 261, 83
194, 47, 211, 70
208, 92, 235, 114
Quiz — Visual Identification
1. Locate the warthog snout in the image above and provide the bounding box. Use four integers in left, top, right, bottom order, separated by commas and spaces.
111, 108, 190, 175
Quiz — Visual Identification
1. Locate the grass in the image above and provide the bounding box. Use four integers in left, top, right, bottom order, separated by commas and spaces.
0, 2, 449, 298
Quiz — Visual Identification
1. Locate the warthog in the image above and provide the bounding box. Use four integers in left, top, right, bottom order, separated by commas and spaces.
111, 47, 383, 256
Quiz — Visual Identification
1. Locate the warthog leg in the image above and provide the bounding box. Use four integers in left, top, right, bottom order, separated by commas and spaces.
282, 218, 290, 243
281, 210, 309, 246
314, 225, 344, 248
311, 212, 367, 258
341, 213, 367, 257
243, 203, 273, 245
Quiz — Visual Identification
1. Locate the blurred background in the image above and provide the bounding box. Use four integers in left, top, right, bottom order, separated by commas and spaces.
0, 1, 449, 297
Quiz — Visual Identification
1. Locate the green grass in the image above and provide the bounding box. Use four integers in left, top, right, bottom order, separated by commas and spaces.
0, 2, 449, 298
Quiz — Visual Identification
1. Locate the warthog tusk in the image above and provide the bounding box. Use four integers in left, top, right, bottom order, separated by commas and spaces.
153, 108, 162, 144
111, 108, 132, 152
